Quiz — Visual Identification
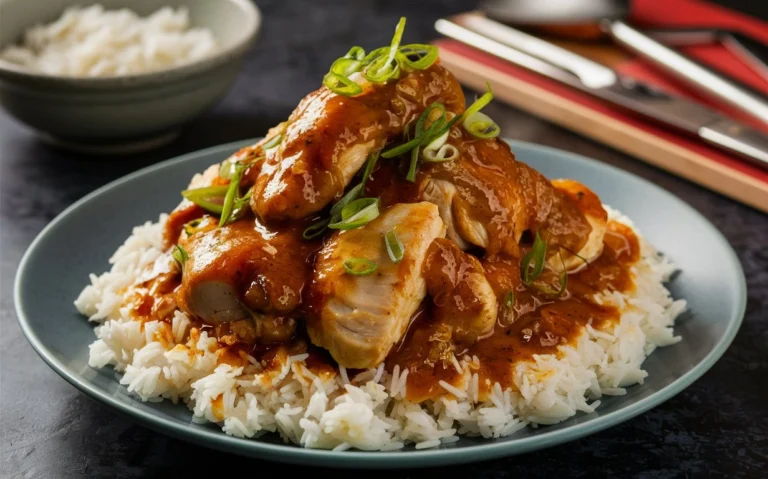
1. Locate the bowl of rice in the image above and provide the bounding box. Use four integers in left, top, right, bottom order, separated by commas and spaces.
0, 0, 260, 153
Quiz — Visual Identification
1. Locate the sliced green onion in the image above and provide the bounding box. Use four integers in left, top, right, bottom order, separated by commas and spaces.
263, 133, 283, 150
427, 82, 495, 142
458, 82, 494, 125
406, 145, 420, 182
532, 258, 568, 299
363, 17, 406, 83
343, 258, 377, 276
183, 218, 203, 236
424, 129, 449, 152
381, 103, 446, 159
359, 150, 380, 192
397, 44, 439, 70
219, 159, 237, 179
303, 218, 330, 240
228, 187, 253, 224
463, 111, 500, 139
422, 144, 459, 163
330, 57, 363, 77
364, 55, 400, 83
323, 72, 364, 96
181, 185, 229, 214
505, 291, 515, 308
172, 244, 188, 271
329, 198, 380, 230
362, 47, 390, 66
381, 136, 422, 159
344, 46, 366, 61
521, 232, 547, 285
219, 164, 245, 227
330, 183, 363, 219
384, 229, 404, 264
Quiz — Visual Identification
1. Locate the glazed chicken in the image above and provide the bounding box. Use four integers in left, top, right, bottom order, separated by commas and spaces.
251, 65, 464, 222
159, 39, 611, 383
307, 202, 445, 368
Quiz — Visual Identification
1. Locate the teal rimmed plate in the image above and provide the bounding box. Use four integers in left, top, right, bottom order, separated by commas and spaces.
15, 140, 746, 468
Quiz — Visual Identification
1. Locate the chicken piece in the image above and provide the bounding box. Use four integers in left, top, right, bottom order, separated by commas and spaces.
175, 219, 320, 325
307, 202, 446, 368
252, 64, 465, 222
549, 179, 607, 271
422, 238, 497, 344
418, 131, 593, 259
421, 179, 471, 250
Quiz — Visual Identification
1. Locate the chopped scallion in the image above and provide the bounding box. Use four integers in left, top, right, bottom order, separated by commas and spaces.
463, 111, 500, 139
303, 218, 330, 240
521, 232, 547, 285
384, 229, 404, 263
181, 185, 229, 214
343, 258, 377, 276
397, 44, 439, 70
329, 198, 380, 230
219, 164, 246, 227
262, 133, 283, 150
323, 71, 364, 96
505, 291, 515, 308
172, 244, 188, 271
422, 144, 459, 163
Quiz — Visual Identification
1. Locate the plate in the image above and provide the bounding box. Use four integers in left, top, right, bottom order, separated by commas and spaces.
15, 140, 746, 468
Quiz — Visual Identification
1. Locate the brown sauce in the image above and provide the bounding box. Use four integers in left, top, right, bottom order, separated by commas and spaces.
386, 220, 640, 402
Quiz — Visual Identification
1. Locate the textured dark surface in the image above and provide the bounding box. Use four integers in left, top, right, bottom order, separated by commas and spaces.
1, 1, 767, 478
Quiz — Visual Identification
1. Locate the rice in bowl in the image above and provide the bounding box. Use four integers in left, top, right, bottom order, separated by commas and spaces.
0, 5, 217, 77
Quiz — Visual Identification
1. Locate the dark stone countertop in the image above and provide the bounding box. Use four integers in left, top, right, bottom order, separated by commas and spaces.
1, 1, 766, 477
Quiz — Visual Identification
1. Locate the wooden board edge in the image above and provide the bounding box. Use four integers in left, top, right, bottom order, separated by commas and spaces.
439, 49, 768, 213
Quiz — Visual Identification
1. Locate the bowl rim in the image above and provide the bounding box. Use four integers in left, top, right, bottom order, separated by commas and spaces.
0, 0, 261, 87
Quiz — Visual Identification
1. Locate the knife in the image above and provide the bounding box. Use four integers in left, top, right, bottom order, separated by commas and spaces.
434, 15, 768, 170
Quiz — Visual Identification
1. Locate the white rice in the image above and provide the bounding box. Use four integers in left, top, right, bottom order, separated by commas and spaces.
0, 5, 217, 77
75, 206, 685, 451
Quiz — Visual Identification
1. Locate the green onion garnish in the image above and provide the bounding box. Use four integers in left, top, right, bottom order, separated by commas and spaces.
181, 185, 229, 214
329, 198, 380, 230
227, 187, 253, 225
183, 218, 203, 236
219, 164, 246, 227
384, 229, 404, 264
330, 184, 363, 220
363, 17, 406, 83
505, 291, 515, 308
397, 44, 439, 70
382, 103, 449, 180
532, 258, 568, 299
457, 82, 494, 126
345, 46, 366, 61
219, 159, 237, 179
263, 133, 283, 150
303, 218, 330, 240
323, 72, 364, 96
172, 244, 188, 271
344, 258, 377, 276
423, 144, 459, 163
463, 111, 500, 139
521, 232, 547, 285
360, 150, 380, 192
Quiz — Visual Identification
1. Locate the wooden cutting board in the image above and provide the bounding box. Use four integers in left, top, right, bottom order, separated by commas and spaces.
434, 2, 768, 213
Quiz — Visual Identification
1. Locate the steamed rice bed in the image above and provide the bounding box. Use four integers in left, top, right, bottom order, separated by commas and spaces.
75, 206, 684, 451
